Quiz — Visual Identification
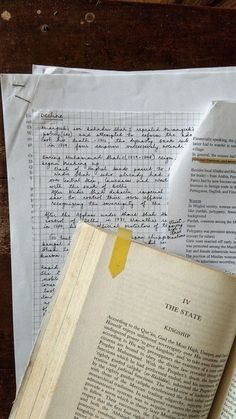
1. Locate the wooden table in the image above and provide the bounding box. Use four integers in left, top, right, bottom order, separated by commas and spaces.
1, 1, 236, 417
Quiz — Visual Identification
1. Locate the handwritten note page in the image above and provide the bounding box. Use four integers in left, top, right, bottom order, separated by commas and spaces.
28, 110, 201, 336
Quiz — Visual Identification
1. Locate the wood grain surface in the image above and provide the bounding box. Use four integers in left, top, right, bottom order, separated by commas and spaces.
1, 1, 236, 417
116, 0, 236, 8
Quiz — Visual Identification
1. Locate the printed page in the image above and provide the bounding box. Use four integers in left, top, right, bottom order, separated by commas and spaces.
166, 101, 236, 274
166, 101, 236, 417
209, 340, 236, 418
18, 225, 236, 419
221, 377, 236, 418
3, 70, 236, 384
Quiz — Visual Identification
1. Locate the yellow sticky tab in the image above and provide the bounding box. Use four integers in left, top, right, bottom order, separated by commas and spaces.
109, 228, 132, 278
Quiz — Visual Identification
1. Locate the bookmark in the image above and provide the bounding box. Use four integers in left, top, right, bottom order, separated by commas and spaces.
109, 228, 132, 278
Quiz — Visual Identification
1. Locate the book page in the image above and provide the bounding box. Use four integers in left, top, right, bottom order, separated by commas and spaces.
16, 224, 236, 419
166, 101, 236, 417
209, 339, 236, 418
220, 379, 236, 418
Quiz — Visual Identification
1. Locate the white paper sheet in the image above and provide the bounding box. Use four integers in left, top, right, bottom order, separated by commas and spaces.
32, 64, 236, 76
3, 69, 236, 385
166, 101, 236, 417
33, 66, 236, 416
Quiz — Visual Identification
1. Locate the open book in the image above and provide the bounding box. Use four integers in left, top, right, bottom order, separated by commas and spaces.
9, 223, 236, 418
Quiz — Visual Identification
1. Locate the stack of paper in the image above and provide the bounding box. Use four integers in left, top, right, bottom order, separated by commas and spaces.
1, 65, 236, 418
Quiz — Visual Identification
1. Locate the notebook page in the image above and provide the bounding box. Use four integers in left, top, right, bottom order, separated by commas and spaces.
29, 110, 201, 337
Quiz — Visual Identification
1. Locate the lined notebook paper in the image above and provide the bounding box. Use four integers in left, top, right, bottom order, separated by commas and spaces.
29, 110, 201, 335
